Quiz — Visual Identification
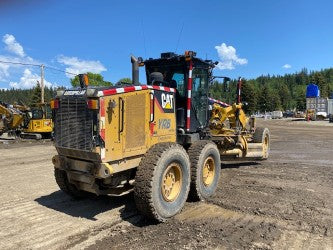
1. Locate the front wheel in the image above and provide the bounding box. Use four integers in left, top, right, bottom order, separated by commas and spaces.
54, 168, 89, 198
188, 141, 221, 201
134, 143, 190, 222
253, 127, 270, 159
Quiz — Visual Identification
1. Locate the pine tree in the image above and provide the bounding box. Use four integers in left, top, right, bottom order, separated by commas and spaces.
311, 72, 329, 97
278, 83, 292, 110
258, 85, 271, 112
30, 82, 42, 106
270, 91, 282, 111
294, 86, 306, 110
241, 79, 257, 114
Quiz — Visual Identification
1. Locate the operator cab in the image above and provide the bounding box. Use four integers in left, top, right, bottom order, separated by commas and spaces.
31, 105, 52, 120
144, 51, 214, 133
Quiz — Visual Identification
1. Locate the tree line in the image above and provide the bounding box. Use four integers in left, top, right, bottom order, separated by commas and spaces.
0, 73, 132, 106
210, 68, 333, 114
0, 84, 56, 106
1, 68, 333, 113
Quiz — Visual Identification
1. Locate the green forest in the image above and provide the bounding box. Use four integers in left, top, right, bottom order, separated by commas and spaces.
0, 84, 57, 106
1, 68, 333, 113
210, 68, 333, 113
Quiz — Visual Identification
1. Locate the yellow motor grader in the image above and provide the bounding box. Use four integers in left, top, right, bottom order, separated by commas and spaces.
51, 51, 270, 222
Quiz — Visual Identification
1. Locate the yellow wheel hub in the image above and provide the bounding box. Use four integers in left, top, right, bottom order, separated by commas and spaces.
161, 163, 182, 202
202, 156, 215, 186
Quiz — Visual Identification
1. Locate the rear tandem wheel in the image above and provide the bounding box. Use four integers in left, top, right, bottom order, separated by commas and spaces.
134, 143, 191, 222
187, 141, 221, 201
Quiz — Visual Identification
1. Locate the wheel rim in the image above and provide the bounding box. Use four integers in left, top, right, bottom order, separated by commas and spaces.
202, 156, 215, 186
263, 134, 269, 157
161, 162, 182, 202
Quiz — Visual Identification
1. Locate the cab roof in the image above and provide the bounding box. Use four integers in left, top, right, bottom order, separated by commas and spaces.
144, 52, 216, 68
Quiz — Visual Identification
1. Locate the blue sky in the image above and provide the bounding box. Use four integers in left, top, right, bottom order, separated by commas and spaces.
0, 0, 332, 89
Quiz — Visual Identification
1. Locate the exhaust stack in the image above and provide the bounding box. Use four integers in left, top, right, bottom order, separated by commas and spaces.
131, 55, 139, 85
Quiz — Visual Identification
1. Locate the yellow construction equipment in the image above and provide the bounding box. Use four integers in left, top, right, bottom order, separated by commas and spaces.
0, 101, 25, 136
51, 51, 270, 222
21, 103, 53, 139
0, 101, 53, 139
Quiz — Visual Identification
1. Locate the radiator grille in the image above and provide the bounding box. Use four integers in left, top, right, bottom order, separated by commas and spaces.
54, 97, 94, 151
125, 94, 146, 149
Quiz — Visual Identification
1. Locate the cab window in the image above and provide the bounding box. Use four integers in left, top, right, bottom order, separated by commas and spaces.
31, 109, 43, 119
172, 73, 185, 97
191, 68, 209, 127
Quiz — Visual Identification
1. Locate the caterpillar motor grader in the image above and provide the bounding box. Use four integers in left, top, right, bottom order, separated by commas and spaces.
51, 51, 270, 222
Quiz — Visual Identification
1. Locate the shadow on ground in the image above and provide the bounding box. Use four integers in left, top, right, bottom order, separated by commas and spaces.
221, 161, 261, 169
35, 161, 261, 225
35, 190, 158, 228
35, 190, 137, 221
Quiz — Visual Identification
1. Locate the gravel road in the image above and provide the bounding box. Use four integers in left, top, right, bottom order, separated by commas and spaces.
0, 119, 332, 249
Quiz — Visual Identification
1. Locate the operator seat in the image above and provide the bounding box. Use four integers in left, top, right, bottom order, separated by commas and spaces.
170, 80, 177, 89
149, 72, 164, 86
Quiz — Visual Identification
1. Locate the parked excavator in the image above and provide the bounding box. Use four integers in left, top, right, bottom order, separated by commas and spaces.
20, 103, 53, 139
0, 101, 26, 137
51, 51, 270, 222
0, 101, 53, 140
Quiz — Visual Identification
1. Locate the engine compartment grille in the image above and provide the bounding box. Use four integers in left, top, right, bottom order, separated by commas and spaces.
54, 97, 94, 151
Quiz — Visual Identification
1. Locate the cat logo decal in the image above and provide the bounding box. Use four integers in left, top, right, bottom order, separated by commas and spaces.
161, 93, 174, 109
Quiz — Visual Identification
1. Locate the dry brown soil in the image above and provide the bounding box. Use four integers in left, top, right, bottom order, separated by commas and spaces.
0, 119, 332, 249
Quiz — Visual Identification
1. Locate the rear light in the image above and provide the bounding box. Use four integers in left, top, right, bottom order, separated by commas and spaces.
87, 99, 99, 109
50, 99, 59, 109
44, 121, 51, 126
185, 50, 197, 61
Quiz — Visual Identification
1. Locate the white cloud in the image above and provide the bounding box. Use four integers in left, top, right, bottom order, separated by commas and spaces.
0, 34, 40, 83
9, 68, 54, 89
0, 54, 39, 81
0, 61, 10, 81
282, 64, 291, 69
3, 34, 25, 57
215, 43, 248, 70
57, 55, 106, 78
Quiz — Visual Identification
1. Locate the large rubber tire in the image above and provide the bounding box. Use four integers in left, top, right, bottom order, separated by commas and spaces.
54, 168, 88, 198
253, 127, 270, 159
134, 143, 191, 222
188, 141, 221, 201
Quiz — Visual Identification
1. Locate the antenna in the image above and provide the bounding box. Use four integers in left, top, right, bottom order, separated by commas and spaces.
40, 64, 45, 104
175, 22, 184, 54
141, 20, 147, 58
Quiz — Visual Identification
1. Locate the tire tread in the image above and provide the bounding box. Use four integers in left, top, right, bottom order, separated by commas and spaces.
134, 143, 189, 222
188, 140, 219, 201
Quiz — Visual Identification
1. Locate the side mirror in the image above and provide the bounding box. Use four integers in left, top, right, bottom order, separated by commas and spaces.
212, 76, 231, 92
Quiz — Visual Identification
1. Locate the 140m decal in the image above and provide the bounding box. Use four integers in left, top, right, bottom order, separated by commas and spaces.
158, 119, 171, 129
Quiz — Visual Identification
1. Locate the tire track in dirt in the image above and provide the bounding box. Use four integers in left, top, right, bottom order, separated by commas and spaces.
0, 144, 138, 250
88, 120, 333, 250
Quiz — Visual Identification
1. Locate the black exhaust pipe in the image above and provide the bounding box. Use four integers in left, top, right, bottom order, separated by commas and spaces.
131, 55, 139, 85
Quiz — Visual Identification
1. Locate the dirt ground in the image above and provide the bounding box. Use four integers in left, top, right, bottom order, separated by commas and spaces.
0, 119, 332, 249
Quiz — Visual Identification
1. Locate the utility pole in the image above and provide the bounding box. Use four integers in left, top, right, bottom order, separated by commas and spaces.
40, 64, 45, 104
